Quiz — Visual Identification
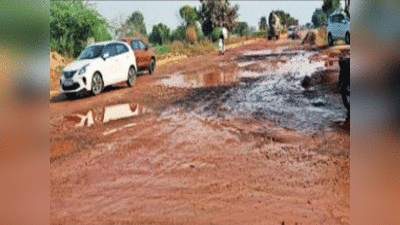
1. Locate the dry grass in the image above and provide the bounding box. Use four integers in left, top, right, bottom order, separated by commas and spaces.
154, 40, 217, 61
315, 27, 327, 46
155, 36, 260, 62
186, 25, 198, 45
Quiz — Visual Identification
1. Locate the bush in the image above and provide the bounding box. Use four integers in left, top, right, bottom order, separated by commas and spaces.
171, 25, 186, 41
50, 1, 111, 57
154, 44, 170, 54
253, 30, 268, 38
210, 27, 222, 42
198, 31, 205, 41
232, 22, 250, 37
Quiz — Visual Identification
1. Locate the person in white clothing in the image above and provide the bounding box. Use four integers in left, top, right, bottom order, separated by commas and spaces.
218, 34, 225, 55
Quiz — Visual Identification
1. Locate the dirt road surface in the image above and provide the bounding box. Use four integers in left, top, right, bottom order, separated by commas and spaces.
51, 36, 350, 224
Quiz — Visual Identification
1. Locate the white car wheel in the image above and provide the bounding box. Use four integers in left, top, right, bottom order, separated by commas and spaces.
91, 73, 103, 95
127, 67, 137, 87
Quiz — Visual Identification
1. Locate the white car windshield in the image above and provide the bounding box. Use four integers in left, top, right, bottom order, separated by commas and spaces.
78, 45, 104, 60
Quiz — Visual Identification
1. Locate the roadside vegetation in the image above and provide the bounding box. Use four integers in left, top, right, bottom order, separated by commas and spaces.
50, 1, 111, 58
51, 0, 326, 83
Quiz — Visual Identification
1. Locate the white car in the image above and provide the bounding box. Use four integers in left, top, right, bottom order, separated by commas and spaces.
60, 41, 137, 98
327, 12, 350, 46
287, 26, 300, 39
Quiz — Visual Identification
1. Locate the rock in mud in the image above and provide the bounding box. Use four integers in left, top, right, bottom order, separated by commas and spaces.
301, 76, 312, 89
311, 97, 327, 107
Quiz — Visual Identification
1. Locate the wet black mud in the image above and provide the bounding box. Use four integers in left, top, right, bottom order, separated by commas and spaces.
163, 50, 348, 134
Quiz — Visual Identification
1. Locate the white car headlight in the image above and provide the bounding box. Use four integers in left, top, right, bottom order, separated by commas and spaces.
79, 64, 90, 75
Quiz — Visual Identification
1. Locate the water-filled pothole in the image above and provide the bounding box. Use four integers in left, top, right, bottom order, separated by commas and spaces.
62, 102, 152, 128
162, 49, 346, 133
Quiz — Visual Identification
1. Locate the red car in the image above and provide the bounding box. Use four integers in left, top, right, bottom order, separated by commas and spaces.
121, 38, 156, 74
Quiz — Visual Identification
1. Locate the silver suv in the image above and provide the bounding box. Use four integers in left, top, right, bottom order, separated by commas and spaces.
327, 12, 350, 46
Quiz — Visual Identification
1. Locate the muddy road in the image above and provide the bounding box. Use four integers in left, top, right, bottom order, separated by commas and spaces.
51, 37, 350, 224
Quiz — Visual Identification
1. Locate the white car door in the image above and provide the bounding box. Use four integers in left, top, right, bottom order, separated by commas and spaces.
100, 44, 118, 86
327, 16, 333, 36
331, 14, 339, 39
115, 43, 131, 82
336, 14, 343, 39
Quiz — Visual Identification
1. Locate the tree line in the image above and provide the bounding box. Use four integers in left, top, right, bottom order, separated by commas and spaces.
311, 0, 342, 28
50, 0, 300, 58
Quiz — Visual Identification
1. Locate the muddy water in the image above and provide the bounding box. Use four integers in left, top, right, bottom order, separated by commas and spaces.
62, 102, 152, 128
162, 50, 347, 134
159, 70, 239, 88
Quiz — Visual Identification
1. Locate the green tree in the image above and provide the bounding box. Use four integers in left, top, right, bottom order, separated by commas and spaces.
344, 0, 350, 19
259, 16, 267, 30
149, 23, 170, 45
322, 0, 341, 16
171, 25, 187, 41
179, 5, 198, 26
232, 22, 249, 36
311, 8, 327, 28
50, 0, 111, 57
272, 10, 296, 28
198, 0, 239, 36
127, 11, 147, 36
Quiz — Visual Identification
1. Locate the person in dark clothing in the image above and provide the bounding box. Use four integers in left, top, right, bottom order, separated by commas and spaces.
338, 57, 350, 120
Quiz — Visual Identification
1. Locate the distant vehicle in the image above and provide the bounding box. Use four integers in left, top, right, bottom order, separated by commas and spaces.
327, 12, 350, 46
288, 26, 301, 39
60, 41, 137, 99
121, 38, 156, 75
267, 12, 282, 40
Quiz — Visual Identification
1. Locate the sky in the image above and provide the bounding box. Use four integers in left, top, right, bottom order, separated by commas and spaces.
90, 1, 344, 34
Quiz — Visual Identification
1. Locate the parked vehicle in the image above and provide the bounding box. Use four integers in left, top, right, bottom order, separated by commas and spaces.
60, 41, 137, 98
121, 38, 156, 74
327, 12, 350, 46
288, 26, 301, 39
267, 13, 282, 40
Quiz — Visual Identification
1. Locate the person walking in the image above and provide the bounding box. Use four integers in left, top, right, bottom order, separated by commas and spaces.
218, 33, 225, 55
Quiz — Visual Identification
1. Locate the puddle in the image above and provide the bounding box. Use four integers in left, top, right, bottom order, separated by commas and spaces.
103, 123, 136, 136
159, 70, 239, 88
163, 49, 347, 134
63, 102, 152, 127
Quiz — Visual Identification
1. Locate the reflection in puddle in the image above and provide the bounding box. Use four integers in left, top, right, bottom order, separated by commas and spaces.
159, 70, 238, 88
64, 102, 152, 127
